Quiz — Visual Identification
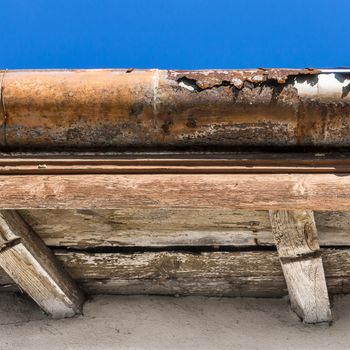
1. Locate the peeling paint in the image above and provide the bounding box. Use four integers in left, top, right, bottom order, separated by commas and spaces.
294, 73, 350, 100
169, 68, 321, 90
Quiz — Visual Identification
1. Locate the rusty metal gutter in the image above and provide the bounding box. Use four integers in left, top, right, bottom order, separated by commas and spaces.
0, 68, 349, 151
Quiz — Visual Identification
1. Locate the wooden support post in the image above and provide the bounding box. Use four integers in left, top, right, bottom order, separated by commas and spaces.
0, 210, 84, 318
269, 210, 332, 324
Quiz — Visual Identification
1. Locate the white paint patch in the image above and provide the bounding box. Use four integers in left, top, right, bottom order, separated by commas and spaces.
178, 81, 195, 92
320, 68, 350, 73
293, 73, 350, 100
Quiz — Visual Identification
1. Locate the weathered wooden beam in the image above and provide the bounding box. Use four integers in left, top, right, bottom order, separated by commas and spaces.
1, 152, 350, 175
0, 249, 350, 297
0, 210, 84, 318
2, 153, 350, 174
0, 174, 350, 210
16, 209, 350, 248
269, 210, 331, 323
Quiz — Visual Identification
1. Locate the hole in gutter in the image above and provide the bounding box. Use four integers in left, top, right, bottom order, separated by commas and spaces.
177, 77, 202, 92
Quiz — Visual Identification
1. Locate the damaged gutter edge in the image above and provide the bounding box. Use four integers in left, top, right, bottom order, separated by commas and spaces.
170, 68, 322, 90
172, 69, 350, 100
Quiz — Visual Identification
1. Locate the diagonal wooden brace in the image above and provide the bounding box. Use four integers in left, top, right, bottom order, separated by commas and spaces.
0, 210, 84, 318
269, 210, 332, 324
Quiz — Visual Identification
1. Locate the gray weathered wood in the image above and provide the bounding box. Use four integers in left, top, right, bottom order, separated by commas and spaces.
0, 249, 350, 297
16, 209, 350, 248
19, 209, 271, 247
0, 210, 84, 318
270, 210, 331, 323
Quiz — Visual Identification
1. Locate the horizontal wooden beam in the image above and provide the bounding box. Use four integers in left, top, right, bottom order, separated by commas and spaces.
0, 211, 84, 318
270, 210, 331, 323
0, 174, 350, 209
17, 209, 350, 248
4, 164, 350, 175
0, 249, 350, 297
1, 153, 350, 174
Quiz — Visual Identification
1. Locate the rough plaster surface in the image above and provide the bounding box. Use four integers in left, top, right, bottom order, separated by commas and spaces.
0, 293, 350, 349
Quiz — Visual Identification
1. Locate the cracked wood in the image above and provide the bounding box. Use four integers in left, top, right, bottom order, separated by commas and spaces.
0, 174, 350, 210
270, 210, 331, 323
0, 249, 350, 297
17, 209, 350, 248
0, 210, 84, 318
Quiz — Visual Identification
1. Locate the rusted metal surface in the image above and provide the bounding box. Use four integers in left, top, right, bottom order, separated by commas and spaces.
0, 68, 350, 151
168, 68, 321, 88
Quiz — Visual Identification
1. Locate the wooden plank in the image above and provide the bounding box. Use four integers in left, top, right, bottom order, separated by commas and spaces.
53, 249, 350, 297
0, 151, 349, 163
0, 249, 350, 297
1, 174, 350, 210
0, 210, 84, 318
1, 152, 350, 175
1, 153, 350, 174
0, 250, 293, 297
17, 209, 350, 248
5, 164, 350, 175
270, 210, 331, 323
58, 250, 350, 297
19, 209, 271, 247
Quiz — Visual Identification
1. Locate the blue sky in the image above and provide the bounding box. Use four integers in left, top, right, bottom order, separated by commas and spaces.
1, 0, 349, 69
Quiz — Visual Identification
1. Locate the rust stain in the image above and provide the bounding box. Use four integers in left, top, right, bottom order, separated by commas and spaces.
0, 68, 348, 151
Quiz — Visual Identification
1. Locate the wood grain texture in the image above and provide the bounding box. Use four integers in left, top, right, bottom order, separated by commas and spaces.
3, 153, 350, 174
19, 209, 271, 247
16, 209, 350, 248
0, 211, 84, 318
5, 164, 350, 175
270, 210, 331, 323
1, 174, 350, 209
0, 249, 350, 297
